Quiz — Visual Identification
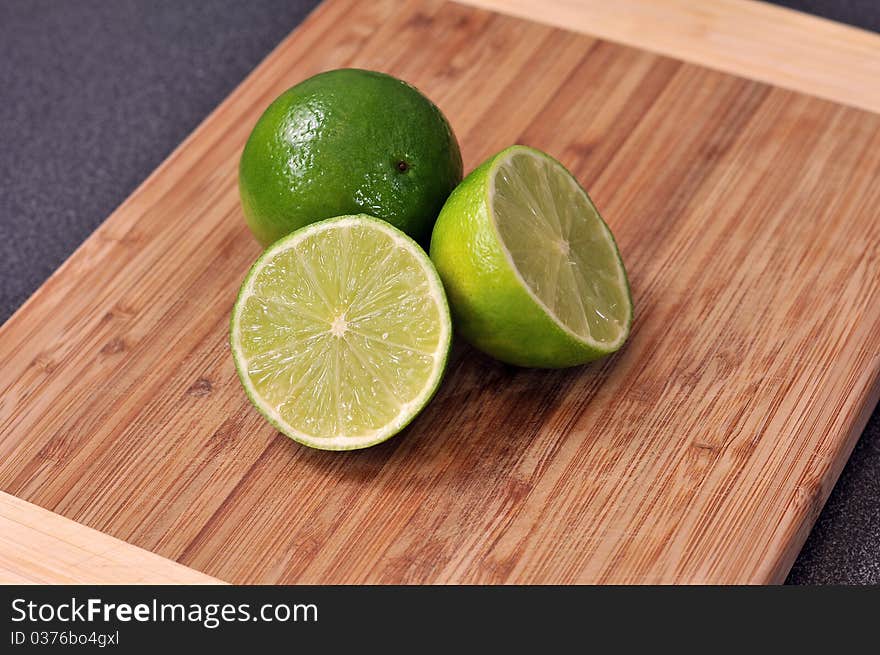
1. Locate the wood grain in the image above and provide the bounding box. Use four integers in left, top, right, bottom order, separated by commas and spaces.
1, 0, 879, 583
457, 0, 880, 115
0, 492, 222, 584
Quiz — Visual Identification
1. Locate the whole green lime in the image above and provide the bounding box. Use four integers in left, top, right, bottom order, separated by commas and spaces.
239, 68, 462, 246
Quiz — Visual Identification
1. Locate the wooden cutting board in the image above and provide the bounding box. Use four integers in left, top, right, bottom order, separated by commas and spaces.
2, 0, 879, 584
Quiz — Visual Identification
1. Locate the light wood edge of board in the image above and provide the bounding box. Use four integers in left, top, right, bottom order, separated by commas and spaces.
454, 0, 880, 115
0, 492, 225, 585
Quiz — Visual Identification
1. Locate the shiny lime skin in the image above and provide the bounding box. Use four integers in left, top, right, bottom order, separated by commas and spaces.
429, 146, 632, 368
239, 68, 462, 246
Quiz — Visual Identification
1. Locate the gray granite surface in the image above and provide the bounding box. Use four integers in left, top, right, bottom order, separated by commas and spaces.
0, 0, 876, 584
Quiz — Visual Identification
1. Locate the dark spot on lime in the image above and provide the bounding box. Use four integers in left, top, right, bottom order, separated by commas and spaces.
396, 160, 409, 172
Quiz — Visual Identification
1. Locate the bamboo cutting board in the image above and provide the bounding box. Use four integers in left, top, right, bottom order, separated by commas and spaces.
1, 0, 880, 584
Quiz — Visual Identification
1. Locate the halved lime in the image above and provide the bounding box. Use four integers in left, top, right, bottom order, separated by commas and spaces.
430, 145, 632, 368
230, 215, 451, 450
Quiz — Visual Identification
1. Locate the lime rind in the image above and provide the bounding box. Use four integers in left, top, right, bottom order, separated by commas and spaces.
230, 215, 451, 450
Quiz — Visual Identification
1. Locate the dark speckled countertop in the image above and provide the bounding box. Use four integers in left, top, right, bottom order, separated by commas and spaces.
0, 0, 877, 584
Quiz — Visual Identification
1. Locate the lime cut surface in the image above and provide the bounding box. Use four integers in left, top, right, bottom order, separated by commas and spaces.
231, 215, 451, 450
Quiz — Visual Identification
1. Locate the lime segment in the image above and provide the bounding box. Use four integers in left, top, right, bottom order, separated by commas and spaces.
231, 215, 451, 450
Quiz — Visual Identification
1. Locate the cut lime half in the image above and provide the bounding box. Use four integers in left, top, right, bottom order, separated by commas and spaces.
492, 146, 631, 349
430, 145, 632, 367
230, 215, 451, 450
